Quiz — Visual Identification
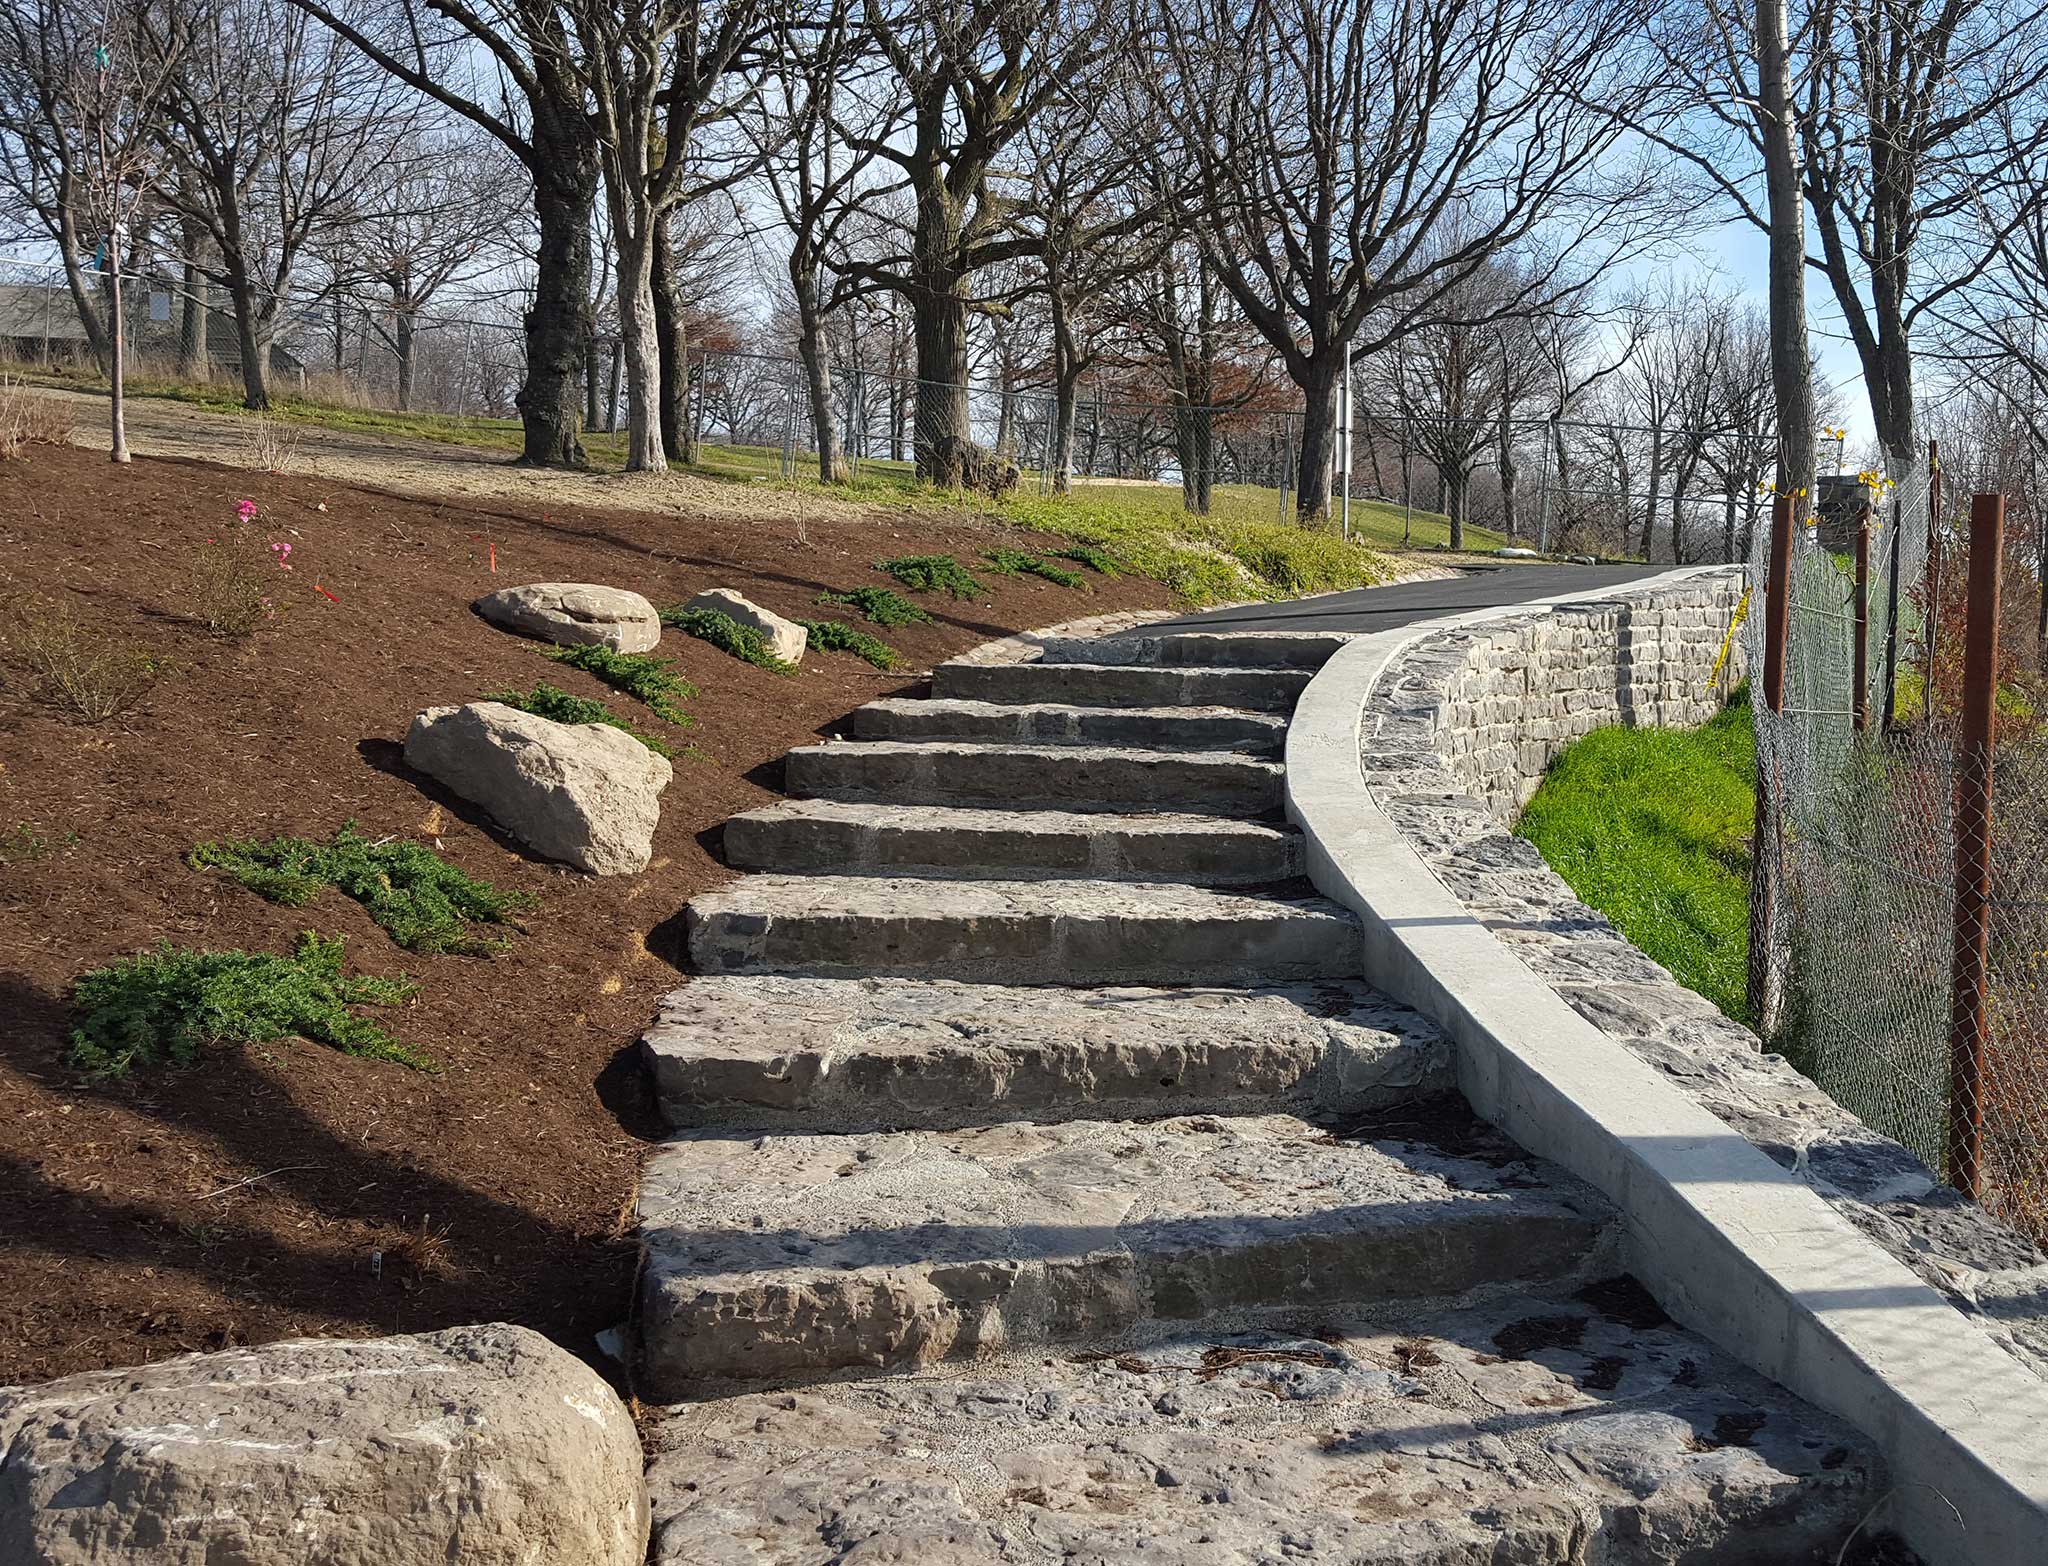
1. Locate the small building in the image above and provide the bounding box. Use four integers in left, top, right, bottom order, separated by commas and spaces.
1814, 473, 1877, 553
0, 280, 306, 385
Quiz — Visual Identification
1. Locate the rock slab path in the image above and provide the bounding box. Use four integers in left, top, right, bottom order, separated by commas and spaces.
635, 624, 1886, 1562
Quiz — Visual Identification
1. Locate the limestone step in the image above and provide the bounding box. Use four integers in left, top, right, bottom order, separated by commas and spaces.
933, 659, 1312, 712
640, 975, 1451, 1131
644, 1281, 1881, 1563
1034, 627, 1350, 669
849, 696, 1286, 754
785, 741, 1283, 817
723, 799, 1301, 882
683, 875, 1360, 984
634, 1105, 1616, 1393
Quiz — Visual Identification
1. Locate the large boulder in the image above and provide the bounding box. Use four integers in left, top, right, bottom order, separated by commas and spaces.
405, 701, 670, 875
0, 1323, 649, 1566
679, 588, 807, 666
476, 582, 661, 653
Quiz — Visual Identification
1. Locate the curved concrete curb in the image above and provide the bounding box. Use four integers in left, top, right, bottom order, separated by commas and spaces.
1286, 569, 2048, 1566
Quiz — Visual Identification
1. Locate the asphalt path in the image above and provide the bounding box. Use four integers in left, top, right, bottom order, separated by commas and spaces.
1133, 560, 1675, 636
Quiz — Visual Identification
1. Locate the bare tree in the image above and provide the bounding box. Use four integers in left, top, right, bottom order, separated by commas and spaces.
288, 0, 603, 467
140, 0, 413, 410
1142, 0, 1662, 522
321, 125, 525, 409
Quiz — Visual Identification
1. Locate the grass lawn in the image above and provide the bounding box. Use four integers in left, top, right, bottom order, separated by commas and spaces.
15, 362, 1510, 604
1517, 688, 1756, 1026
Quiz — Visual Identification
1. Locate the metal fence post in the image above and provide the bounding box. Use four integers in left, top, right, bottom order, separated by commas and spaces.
1853, 501, 1872, 733
1947, 490, 2004, 1198
1748, 491, 1796, 1034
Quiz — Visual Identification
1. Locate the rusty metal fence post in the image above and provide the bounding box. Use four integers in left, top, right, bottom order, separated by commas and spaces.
1748, 492, 1796, 1032
1853, 502, 1872, 733
1946, 491, 2004, 1197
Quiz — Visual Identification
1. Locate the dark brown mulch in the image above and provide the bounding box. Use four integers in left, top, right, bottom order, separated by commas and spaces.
0, 442, 1175, 1388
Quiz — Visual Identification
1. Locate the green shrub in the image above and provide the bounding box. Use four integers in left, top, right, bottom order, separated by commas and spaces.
798, 619, 905, 671
484, 681, 677, 757
69, 931, 428, 1074
876, 553, 983, 599
1052, 543, 1119, 577
982, 548, 1085, 588
816, 586, 932, 627
661, 606, 798, 674
541, 642, 697, 724
190, 823, 534, 955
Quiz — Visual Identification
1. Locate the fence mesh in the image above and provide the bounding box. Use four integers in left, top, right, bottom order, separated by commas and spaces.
1747, 465, 2048, 1244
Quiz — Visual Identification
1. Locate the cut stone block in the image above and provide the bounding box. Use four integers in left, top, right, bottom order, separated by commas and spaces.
1035, 628, 1351, 669
680, 587, 807, 665
934, 659, 1312, 711
682, 874, 1360, 984
475, 581, 660, 652
405, 701, 669, 874
722, 799, 1301, 882
785, 741, 1283, 817
644, 1287, 1882, 1565
635, 1107, 1615, 1392
849, 697, 1288, 754
639, 974, 1452, 1129
0, 1324, 649, 1566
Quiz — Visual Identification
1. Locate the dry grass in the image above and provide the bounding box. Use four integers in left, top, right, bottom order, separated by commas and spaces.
0, 376, 76, 459
186, 526, 274, 638
239, 410, 302, 473
3, 594, 173, 723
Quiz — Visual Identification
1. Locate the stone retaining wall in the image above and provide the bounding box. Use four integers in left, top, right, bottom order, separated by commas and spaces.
1414, 572, 1747, 819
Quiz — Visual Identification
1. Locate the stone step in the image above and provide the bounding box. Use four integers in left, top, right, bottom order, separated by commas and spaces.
723, 799, 1301, 883
850, 697, 1287, 754
640, 975, 1451, 1131
933, 659, 1312, 712
644, 1281, 1881, 1564
634, 1105, 1616, 1393
683, 875, 1360, 985
785, 741, 1284, 817
1034, 628, 1351, 670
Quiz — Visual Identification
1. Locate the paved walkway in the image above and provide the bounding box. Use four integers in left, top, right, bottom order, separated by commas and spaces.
1141, 560, 1673, 635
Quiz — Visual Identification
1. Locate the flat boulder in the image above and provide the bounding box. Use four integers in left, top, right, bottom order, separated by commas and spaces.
476, 582, 661, 653
680, 588, 807, 665
406, 701, 670, 875
0, 1323, 648, 1566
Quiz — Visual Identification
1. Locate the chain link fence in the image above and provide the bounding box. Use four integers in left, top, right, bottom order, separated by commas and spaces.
1747, 463, 2048, 1245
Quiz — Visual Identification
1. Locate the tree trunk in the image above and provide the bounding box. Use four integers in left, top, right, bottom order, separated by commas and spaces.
1294, 359, 1340, 522
1053, 371, 1080, 496
607, 339, 624, 432
615, 233, 665, 473
1723, 489, 1739, 564
652, 211, 688, 463
911, 280, 971, 485
515, 105, 596, 469
584, 324, 602, 433
1643, 428, 1664, 562
797, 294, 847, 484
1498, 411, 1519, 542
1757, 0, 1817, 522
226, 273, 269, 411
108, 241, 130, 463
396, 310, 416, 411
177, 218, 208, 380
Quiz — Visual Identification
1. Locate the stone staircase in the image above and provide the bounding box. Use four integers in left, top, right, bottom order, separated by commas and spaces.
635, 629, 1887, 1563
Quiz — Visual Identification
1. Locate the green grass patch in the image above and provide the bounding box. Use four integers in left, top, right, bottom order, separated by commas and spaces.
189, 823, 534, 956
798, 619, 905, 671
661, 606, 797, 674
485, 681, 677, 757
816, 586, 932, 627
541, 643, 697, 725
69, 931, 428, 1074
982, 548, 1086, 588
877, 554, 984, 599
1518, 688, 1756, 1026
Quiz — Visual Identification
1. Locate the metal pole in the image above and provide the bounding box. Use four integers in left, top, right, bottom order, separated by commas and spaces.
1925, 440, 1943, 719
1946, 490, 2004, 1198
1340, 344, 1353, 541
1748, 491, 1796, 1033
1852, 502, 1871, 733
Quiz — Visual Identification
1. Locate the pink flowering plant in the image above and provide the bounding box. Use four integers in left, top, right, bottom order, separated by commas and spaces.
188, 500, 279, 638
